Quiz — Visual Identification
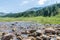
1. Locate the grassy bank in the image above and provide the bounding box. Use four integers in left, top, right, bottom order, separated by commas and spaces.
0, 16, 60, 24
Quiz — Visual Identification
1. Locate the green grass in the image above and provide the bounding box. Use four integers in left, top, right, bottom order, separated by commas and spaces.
0, 16, 60, 24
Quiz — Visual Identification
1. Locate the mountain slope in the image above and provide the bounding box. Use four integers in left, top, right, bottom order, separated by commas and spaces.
4, 3, 60, 17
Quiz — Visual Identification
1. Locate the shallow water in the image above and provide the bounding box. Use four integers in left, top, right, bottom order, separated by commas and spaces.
0, 22, 41, 32
0, 21, 59, 33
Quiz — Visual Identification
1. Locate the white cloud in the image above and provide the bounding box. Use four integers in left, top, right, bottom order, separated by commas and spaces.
38, 0, 47, 5
20, 1, 29, 6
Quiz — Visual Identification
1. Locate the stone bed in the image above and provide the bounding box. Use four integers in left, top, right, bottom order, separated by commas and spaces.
0, 21, 60, 40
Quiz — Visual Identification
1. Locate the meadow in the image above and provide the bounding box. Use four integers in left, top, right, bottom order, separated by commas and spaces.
0, 15, 60, 24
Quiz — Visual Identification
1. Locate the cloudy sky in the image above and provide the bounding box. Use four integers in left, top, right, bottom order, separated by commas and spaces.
0, 0, 60, 13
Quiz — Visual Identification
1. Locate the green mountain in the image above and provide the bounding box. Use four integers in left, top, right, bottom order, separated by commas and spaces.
3, 3, 60, 17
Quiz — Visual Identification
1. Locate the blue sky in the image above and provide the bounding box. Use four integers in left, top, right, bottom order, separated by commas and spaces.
0, 0, 60, 13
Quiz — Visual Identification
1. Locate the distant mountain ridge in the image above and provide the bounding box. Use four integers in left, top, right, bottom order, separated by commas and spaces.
26, 7, 42, 11
0, 12, 7, 16
1, 3, 60, 17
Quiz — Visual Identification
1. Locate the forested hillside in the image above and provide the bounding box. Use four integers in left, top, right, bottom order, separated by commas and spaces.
3, 3, 60, 17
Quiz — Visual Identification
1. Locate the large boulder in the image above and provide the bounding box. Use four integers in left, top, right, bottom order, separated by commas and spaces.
17, 36, 23, 40
44, 28, 56, 35
41, 34, 50, 40
21, 30, 30, 34
1, 33, 16, 40
29, 30, 36, 33
22, 36, 36, 40
28, 31, 42, 37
